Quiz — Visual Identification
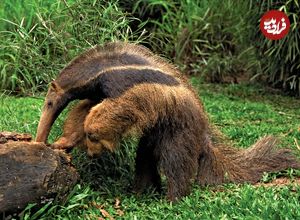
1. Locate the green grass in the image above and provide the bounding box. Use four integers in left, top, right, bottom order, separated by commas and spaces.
1, 81, 300, 219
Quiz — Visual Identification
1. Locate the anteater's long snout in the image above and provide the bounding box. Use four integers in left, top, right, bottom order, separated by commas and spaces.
35, 89, 68, 143
36, 108, 56, 142
36, 80, 69, 143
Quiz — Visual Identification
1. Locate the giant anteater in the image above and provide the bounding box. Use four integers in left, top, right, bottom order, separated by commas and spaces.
36, 42, 300, 201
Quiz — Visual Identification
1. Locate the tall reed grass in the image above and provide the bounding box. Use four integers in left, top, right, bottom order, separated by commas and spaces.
248, 0, 300, 95
1, 0, 299, 95
0, 0, 145, 94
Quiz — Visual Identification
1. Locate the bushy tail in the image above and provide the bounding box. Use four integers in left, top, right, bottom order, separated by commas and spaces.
197, 136, 300, 185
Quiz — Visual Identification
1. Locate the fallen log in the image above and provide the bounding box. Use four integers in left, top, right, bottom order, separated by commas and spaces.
0, 132, 79, 214
0, 131, 32, 144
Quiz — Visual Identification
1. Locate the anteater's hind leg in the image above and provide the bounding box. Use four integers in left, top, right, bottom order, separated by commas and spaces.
158, 130, 199, 201
52, 99, 96, 150
133, 135, 162, 194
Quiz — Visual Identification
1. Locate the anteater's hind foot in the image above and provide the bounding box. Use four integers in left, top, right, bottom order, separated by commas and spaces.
159, 132, 199, 201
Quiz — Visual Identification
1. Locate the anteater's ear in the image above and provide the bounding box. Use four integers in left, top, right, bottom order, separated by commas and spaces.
50, 81, 63, 94
50, 81, 58, 90
87, 132, 99, 142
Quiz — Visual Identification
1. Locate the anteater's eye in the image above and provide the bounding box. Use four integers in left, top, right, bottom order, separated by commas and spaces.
87, 132, 99, 142
47, 101, 53, 107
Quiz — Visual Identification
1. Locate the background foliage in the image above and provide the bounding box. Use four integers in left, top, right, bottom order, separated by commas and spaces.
0, 0, 145, 94
1, 0, 299, 95
248, 0, 300, 95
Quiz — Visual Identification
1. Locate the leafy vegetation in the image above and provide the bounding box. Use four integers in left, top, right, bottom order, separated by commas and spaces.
128, 0, 254, 83
1, 82, 300, 219
1, 0, 299, 95
0, 0, 144, 94
126, 0, 300, 94
247, 0, 300, 95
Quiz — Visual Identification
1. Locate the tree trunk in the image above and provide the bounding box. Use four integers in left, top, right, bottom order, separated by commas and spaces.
0, 132, 79, 214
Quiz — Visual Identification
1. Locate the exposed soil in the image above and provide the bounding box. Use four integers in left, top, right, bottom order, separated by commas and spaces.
255, 177, 300, 188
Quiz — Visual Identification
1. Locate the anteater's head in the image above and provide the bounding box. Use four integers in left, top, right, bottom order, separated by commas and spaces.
35, 45, 100, 143
36, 81, 70, 142
85, 132, 116, 157
83, 102, 118, 157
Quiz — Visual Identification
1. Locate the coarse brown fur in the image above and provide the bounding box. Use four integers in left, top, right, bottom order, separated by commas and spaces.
52, 99, 96, 150
83, 83, 209, 200
36, 42, 300, 201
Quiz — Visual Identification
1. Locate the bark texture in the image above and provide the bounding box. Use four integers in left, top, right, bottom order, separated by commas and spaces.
0, 132, 78, 213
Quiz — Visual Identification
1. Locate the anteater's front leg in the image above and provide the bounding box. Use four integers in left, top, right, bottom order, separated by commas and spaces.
52, 99, 97, 150
133, 135, 161, 194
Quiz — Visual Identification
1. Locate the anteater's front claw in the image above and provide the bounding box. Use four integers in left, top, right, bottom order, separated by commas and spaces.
51, 137, 75, 152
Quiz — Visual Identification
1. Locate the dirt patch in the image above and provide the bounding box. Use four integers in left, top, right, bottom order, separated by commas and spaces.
255, 177, 300, 187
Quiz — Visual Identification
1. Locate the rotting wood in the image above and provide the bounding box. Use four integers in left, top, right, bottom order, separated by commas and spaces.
0, 132, 79, 214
